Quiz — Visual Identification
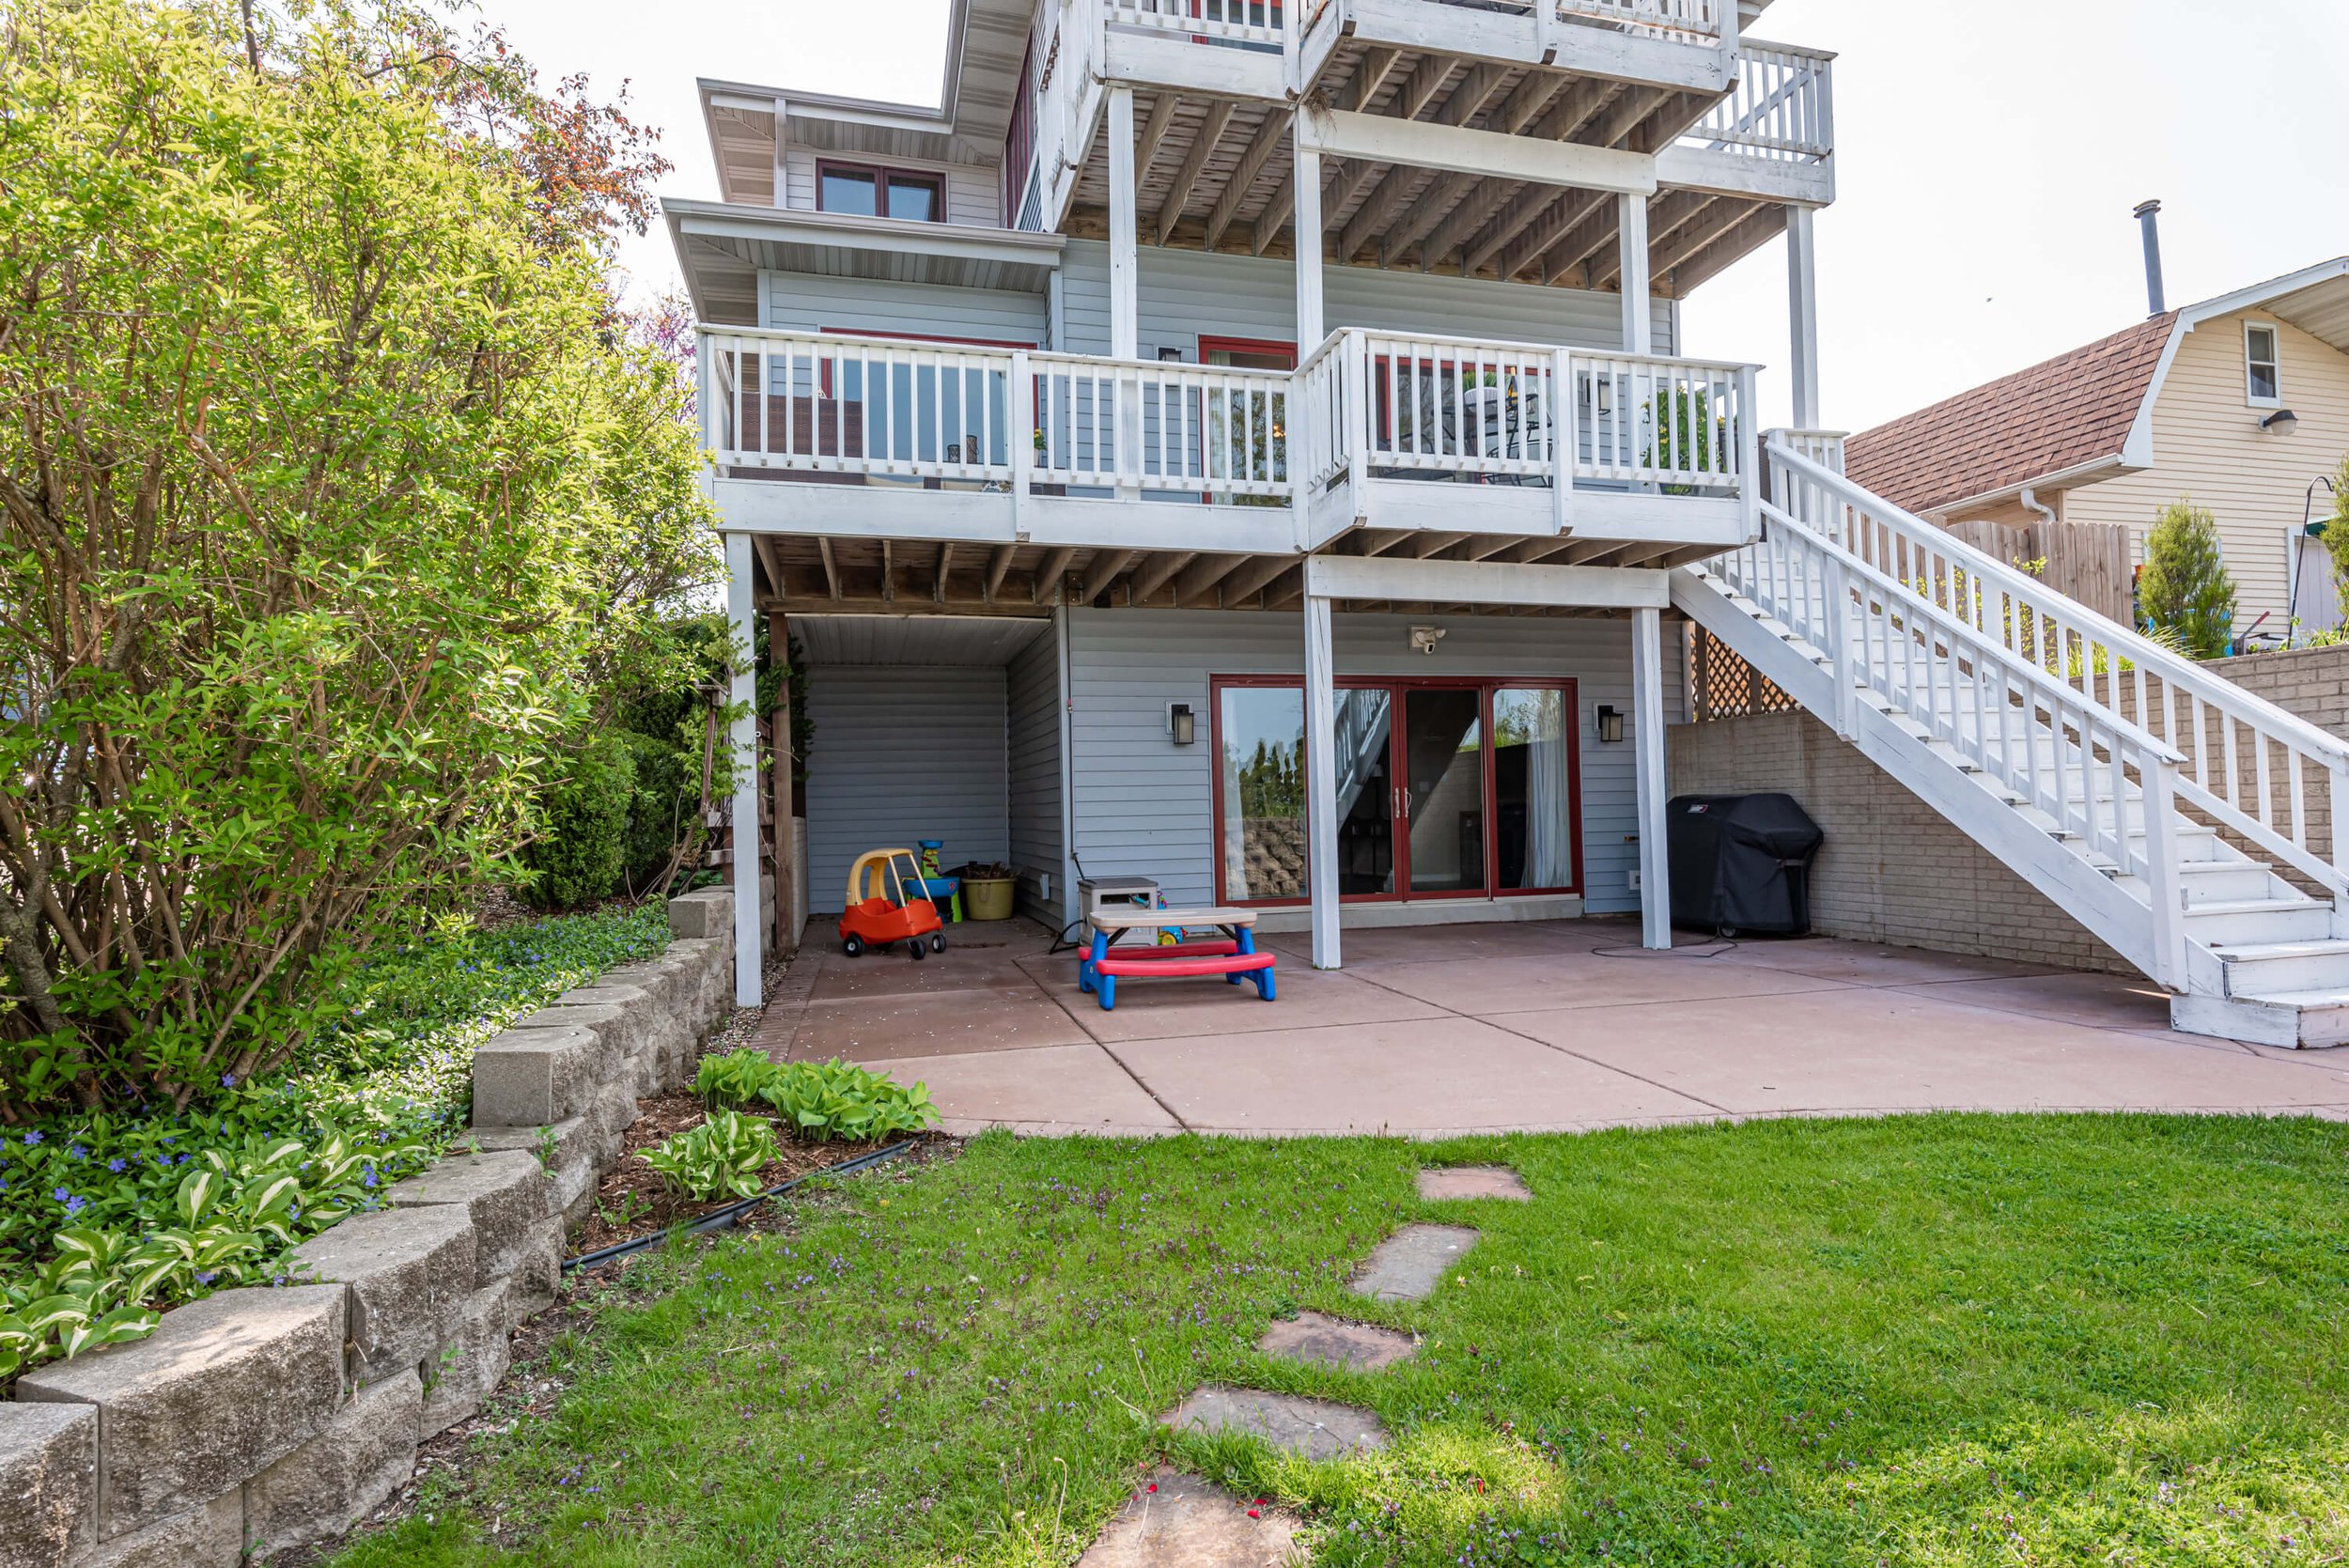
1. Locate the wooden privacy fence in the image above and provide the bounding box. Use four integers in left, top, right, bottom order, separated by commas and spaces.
1939, 519, 2132, 627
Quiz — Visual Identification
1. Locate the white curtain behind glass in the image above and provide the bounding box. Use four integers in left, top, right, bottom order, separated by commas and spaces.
1522, 691, 1571, 887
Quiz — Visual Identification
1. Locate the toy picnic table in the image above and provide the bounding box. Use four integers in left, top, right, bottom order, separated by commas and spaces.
1079, 906, 1276, 1011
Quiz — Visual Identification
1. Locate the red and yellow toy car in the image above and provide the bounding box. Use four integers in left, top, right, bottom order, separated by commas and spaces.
838, 847, 945, 960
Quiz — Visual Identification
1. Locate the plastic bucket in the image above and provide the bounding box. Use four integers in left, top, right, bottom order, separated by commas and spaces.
963, 877, 1015, 921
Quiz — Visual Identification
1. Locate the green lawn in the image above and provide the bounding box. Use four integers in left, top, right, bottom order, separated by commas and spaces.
336, 1115, 2349, 1567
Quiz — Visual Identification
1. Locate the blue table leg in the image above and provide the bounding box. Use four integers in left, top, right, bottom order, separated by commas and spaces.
1227, 924, 1252, 984
1081, 929, 1108, 993
1254, 966, 1276, 1001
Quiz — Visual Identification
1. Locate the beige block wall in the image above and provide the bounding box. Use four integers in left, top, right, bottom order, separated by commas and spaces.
2061, 309, 2349, 630
1669, 713, 2133, 974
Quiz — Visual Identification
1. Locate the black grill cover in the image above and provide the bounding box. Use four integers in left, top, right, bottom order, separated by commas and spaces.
1666, 793, 1825, 937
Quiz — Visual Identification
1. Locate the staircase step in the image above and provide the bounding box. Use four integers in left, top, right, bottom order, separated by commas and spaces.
2185, 899, 2337, 946
2217, 939, 2349, 995
2171, 988, 2349, 1049
2175, 862, 2291, 904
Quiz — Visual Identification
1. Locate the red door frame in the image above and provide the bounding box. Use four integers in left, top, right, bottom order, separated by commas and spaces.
1193, 336, 1295, 502
1206, 674, 1584, 909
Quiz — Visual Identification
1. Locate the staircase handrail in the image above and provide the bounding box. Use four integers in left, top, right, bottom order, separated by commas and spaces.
1766, 438, 2349, 768
1751, 499, 2186, 769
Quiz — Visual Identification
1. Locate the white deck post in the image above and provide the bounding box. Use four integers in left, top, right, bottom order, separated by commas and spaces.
1617, 194, 1652, 356
1108, 85, 1139, 362
1303, 588, 1341, 969
1293, 127, 1324, 349
724, 531, 764, 1005
1632, 606, 1672, 950
1786, 204, 1821, 428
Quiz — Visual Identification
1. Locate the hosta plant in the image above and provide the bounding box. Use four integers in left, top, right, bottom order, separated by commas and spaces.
692, 1050, 938, 1143
641, 1110, 780, 1202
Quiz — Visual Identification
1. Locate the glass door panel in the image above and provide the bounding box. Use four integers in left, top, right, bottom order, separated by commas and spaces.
1218, 686, 1308, 901
1401, 688, 1485, 895
1332, 688, 1396, 895
1493, 687, 1574, 891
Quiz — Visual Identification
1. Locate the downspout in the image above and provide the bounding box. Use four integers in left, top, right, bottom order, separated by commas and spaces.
2019, 488, 2057, 529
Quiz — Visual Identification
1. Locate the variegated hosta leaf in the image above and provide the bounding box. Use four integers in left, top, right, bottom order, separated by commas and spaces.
176, 1167, 223, 1226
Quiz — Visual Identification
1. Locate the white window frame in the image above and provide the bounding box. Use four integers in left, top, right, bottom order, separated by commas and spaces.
2245, 319, 2282, 408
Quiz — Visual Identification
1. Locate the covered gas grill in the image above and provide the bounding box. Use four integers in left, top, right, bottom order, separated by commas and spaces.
1665, 793, 1825, 938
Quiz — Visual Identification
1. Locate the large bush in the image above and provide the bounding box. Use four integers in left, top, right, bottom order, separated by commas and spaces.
521, 735, 639, 909
0, 0, 720, 1118
2138, 499, 2236, 660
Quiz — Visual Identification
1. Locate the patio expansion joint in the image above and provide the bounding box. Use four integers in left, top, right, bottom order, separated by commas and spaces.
1340, 967, 1744, 1118
1012, 951, 1198, 1132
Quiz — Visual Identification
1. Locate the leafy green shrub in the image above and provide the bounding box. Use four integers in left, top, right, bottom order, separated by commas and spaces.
642, 1110, 780, 1202
693, 1049, 938, 1142
521, 736, 638, 910
0, 0, 719, 1118
615, 730, 695, 897
2138, 499, 2236, 660
1, 905, 667, 1379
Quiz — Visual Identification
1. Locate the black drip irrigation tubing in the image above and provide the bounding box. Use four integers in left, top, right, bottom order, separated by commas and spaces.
562, 1139, 920, 1273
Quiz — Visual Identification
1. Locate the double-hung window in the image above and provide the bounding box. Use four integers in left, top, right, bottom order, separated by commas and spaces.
817, 162, 945, 223
2246, 322, 2282, 406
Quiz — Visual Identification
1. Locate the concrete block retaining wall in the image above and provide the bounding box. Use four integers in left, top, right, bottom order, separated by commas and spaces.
1, 888, 739, 1568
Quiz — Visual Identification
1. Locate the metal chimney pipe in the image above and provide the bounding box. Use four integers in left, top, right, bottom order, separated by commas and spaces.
2134, 200, 2167, 317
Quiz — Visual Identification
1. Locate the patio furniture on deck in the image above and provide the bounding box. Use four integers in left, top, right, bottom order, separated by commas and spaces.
1080, 906, 1276, 1011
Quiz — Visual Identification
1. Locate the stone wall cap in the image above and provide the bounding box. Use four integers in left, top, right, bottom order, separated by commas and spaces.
16, 1284, 344, 1403
507, 1003, 626, 1032
286, 1202, 475, 1281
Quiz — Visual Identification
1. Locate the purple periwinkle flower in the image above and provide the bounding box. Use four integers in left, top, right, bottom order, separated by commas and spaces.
107, 1157, 126, 1172
220, 1073, 237, 1089
194, 1270, 217, 1285
23, 1131, 41, 1146
69, 1142, 88, 1159
363, 1167, 378, 1188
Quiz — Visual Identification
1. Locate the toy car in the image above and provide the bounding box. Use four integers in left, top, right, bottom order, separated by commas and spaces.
839, 847, 946, 960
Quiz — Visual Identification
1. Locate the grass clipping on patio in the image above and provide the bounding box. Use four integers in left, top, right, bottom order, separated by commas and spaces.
334, 1114, 2349, 1566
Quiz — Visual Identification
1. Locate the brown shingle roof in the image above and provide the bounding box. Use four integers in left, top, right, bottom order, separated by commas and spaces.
1843, 313, 2179, 515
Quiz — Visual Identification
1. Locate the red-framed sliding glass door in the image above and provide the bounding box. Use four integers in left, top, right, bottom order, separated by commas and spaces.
1208, 675, 1582, 908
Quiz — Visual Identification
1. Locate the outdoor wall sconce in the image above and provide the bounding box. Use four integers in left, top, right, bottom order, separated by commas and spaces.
2261, 408, 2299, 437
1410, 625, 1446, 656
1595, 705, 1625, 743
1169, 702, 1196, 745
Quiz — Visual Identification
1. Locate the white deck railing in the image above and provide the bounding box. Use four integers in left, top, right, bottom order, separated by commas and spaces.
1767, 440, 2349, 902
1685, 41, 1834, 162
1556, 0, 1719, 41
1299, 330, 1756, 502
1107, 0, 1285, 46
702, 324, 1758, 516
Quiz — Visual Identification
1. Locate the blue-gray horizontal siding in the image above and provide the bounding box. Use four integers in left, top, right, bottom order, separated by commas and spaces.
804, 665, 1010, 913
1006, 626, 1066, 924
762, 271, 1047, 344
1056, 240, 1676, 358
1065, 608, 1684, 916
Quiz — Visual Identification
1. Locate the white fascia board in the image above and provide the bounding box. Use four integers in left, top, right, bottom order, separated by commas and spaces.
1300, 108, 1657, 196
710, 481, 1018, 542
698, 75, 953, 131
1655, 144, 1832, 208
1307, 552, 1669, 608
1104, 32, 1287, 102
1932, 454, 2138, 520
1020, 498, 1296, 553
665, 200, 1066, 272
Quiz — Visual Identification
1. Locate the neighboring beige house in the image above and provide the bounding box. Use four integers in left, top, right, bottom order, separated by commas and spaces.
1848, 257, 2349, 643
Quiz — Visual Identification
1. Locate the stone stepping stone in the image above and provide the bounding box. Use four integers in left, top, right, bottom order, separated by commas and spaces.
1159, 1385, 1388, 1461
1417, 1165, 1532, 1201
1257, 1311, 1417, 1372
1349, 1223, 1479, 1301
1078, 1467, 1298, 1567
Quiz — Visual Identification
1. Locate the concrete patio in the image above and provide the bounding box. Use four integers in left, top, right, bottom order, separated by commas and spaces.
749, 918, 2349, 1137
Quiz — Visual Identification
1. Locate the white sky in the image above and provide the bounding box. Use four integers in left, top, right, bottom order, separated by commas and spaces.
487, 0, 2349, 433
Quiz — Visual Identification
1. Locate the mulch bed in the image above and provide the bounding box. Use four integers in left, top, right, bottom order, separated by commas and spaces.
568, 1091, 901, 1256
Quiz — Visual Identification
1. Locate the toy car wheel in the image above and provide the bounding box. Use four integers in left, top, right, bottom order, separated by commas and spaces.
842, 934, 864, 957
929, 934, 946, 954
908, 939, 926, 961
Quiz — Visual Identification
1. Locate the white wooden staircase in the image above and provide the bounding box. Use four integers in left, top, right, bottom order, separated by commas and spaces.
1673, 436, 2349, 1048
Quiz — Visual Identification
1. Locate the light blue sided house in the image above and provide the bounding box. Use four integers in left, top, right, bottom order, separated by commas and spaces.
675, 0, 2349, 1048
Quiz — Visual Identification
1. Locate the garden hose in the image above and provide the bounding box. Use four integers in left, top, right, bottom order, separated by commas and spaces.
562, 1138, 921, 1272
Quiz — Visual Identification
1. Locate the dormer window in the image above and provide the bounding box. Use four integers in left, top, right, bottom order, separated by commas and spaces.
2246, 322, 2282, 406
817, 162, 945, 223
